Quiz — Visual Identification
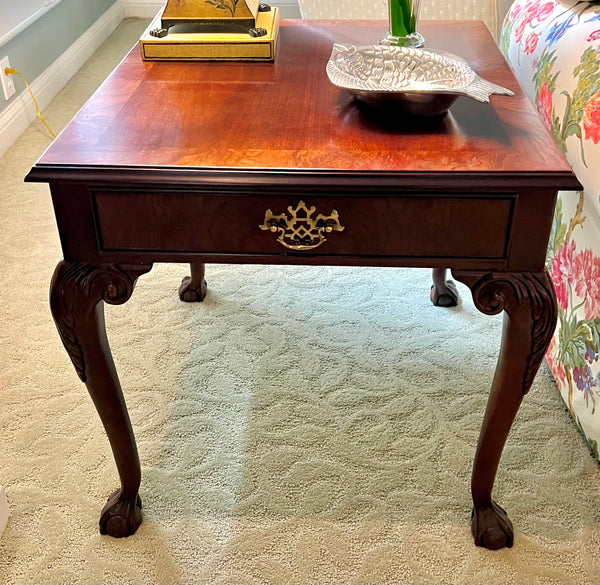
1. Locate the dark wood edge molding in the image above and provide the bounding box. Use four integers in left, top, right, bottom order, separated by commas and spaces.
25, 165, 583, 191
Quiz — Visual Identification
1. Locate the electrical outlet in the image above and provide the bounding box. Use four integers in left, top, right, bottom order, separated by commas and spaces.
1, 56, 16, 100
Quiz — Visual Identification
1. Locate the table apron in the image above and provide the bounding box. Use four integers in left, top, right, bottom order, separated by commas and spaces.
48, 182, 558, 272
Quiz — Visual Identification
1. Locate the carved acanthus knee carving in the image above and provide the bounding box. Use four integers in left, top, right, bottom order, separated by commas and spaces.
454, 270, 557, 394
50, 262, 152, 381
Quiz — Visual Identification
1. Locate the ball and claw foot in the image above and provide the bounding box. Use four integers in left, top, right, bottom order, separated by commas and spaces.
430, 279, 459, 307
178, 277, 207, 302
99, 489, 143, 538
471, 500, 514, 549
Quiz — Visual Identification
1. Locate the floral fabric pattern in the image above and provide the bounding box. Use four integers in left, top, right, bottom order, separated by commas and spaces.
547, 197, 600, 443
502, 0, 600, 460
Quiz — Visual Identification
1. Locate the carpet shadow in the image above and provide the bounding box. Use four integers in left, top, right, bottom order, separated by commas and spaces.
145, 266, 494, 529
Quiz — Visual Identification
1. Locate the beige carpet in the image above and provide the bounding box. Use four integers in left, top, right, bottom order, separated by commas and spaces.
0, 18, 598, 585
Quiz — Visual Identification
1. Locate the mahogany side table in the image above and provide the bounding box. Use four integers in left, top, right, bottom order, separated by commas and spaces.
26, 19, 581, 549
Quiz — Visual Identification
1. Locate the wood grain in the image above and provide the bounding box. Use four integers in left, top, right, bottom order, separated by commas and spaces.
93, 189, 513, 258
33, 20, 578, 182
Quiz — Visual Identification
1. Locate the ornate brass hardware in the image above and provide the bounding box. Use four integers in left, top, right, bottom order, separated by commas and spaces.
259, 201, 345, 251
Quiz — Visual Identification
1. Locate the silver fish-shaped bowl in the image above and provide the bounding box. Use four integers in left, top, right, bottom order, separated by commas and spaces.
326, 43, 514, 116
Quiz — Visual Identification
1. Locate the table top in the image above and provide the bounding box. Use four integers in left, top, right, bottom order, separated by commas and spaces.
30, 19, 578, 189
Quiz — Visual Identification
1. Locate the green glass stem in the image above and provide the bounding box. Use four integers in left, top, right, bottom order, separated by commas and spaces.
389, 0, 417, 37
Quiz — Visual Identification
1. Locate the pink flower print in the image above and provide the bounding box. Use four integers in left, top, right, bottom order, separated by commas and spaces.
515, 19, 527, 43
551, 239, 576, 310
574, 248, 600, 319
524, 1, 540, 23
510, 4, 522, 20
583, 91, 600, 144
546, 337, 567, 386
524, 32, 539, 54
546, 335, 556, 357
587, 30, 600, 42
537, 82, 553, 127
554, 360, 567, 387
536, 2, 554, 22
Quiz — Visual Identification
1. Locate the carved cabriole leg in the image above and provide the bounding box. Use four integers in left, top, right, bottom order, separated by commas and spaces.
451, 269, 557, 550
179, 261, 207, 302
50, 260, 153, 537
430, 268, 459, 307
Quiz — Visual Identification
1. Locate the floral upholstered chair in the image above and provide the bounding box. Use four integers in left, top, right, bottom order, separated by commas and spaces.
501, 0, 600, 460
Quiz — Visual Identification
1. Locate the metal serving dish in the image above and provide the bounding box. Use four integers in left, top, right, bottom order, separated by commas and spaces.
326, 43, 514, 116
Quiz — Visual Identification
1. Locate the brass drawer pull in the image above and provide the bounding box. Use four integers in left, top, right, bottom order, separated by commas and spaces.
259, 200, 345, 250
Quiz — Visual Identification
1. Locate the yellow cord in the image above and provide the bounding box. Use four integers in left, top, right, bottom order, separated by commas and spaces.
4, 67, 56, 139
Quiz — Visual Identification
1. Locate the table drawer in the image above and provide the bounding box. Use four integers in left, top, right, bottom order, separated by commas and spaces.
93, 190, 514, 259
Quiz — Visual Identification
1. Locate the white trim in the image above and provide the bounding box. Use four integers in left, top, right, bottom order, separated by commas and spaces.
121, 0, 163, 18
121, 0, 301, 19
0, 1, 125, 158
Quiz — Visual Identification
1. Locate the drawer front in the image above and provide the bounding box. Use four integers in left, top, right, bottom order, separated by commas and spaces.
93, 190, 514, 259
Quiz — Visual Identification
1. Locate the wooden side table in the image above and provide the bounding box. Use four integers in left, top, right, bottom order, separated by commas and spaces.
26, 20, 581, 549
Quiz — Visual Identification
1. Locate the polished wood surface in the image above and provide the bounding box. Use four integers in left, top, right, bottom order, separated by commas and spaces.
27, 20, 580, 549
35, 20, 577, 179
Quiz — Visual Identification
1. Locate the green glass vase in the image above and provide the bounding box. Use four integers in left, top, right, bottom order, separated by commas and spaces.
381, 0, 424, 47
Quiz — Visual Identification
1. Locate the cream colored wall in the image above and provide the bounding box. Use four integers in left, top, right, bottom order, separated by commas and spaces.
297, 0, 512, 41
121, 0, 302, 19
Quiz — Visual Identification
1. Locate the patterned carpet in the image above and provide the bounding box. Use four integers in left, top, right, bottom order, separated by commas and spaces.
0, 18, 598, 585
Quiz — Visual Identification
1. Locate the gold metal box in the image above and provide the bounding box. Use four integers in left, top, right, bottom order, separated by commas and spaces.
139, 1, 279, 61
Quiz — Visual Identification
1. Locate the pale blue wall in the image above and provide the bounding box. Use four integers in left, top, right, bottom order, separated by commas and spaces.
0, 0, 117, 116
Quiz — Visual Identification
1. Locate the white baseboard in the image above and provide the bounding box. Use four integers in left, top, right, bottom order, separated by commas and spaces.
121, 0, 163, 18
0, 1, 125, 158
122, 0, 301, 19
0, 485, 8, 538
